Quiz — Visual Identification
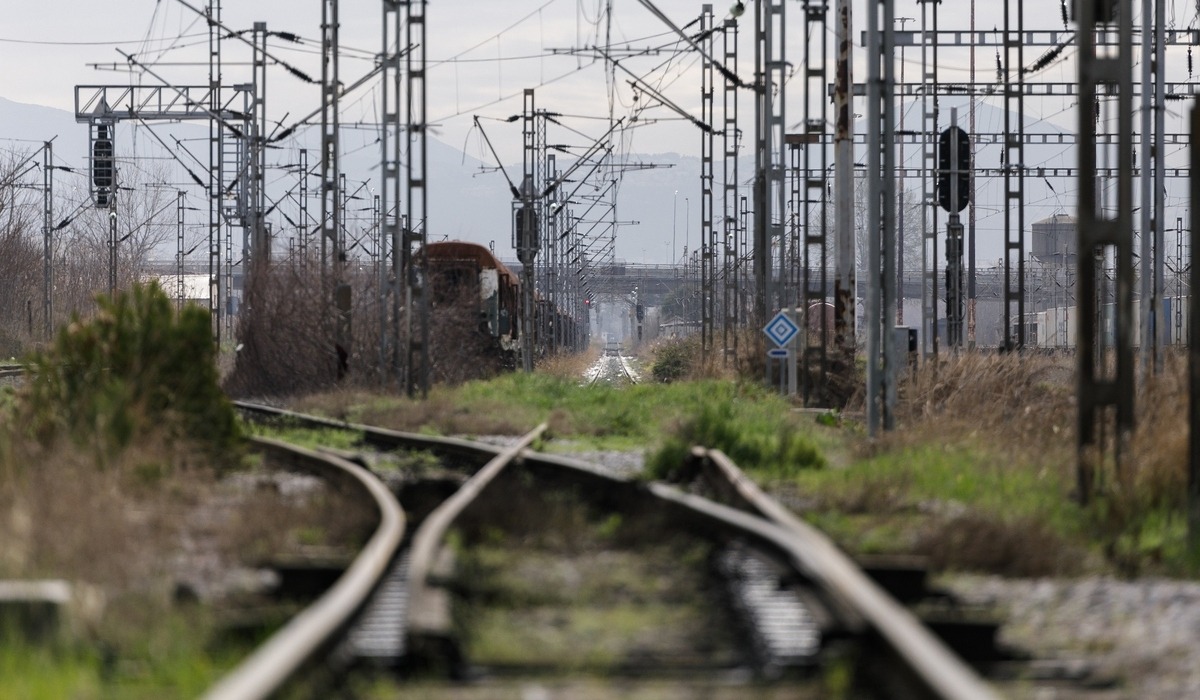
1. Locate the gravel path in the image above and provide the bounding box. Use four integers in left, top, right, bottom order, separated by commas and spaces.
941, 574, 1200, 699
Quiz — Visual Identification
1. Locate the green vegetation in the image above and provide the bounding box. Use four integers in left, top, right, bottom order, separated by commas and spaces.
283, 351, 1199, 578
649, 337, 697, 383
0, 283, 256, 696
240, 424, 362, 452
0, 605, 250, 700
19, 282, 240, 467
645, 398, 825, 480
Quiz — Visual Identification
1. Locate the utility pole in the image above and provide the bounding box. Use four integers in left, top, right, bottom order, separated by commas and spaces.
208, 1, 224, 346
968, 0, 977, 349
247, 22, 269, 274
834, 0, 855, 359
700, 3, 715, 359
42, 141, 53, 338
322, 0, 350, 380
298, 148, 310, 267
801, 0, 830, 405
754, 0, 786, 378
896, 16, 913, 326
402, 0, 430, 395
382, 0, 402, 382
866, 0, 897, 435
1153, 0, 1167, 370
1189, 104, 1200, 551
722, 16, 741, 367
1003, 0, 1026, 351
517, 89, 539, 373
919, 0, 939, 357
177, 190, 186, 310
1141, 0, 1168, 373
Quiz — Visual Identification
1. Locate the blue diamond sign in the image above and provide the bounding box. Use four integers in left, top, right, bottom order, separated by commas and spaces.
763, 311, 799, 348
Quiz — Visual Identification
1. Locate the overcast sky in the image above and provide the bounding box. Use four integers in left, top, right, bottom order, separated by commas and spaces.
3, 0, 1146, 158
3, 1, 1199, 263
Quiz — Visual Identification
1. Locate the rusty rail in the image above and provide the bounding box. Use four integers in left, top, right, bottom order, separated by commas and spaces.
689, 447, 1001, 700
200, 437, 405, 700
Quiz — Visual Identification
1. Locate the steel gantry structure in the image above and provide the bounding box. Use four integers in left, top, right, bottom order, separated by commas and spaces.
1076, 0, 1135, 504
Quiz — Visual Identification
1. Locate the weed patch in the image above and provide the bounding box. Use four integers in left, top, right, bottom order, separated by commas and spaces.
646, 391, 826, 479
18, 282, 240, 471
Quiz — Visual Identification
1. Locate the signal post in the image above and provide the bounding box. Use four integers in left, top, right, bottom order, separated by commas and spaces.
938, 111, 970, 350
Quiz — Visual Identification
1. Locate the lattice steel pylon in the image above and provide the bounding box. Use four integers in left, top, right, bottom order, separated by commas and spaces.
1002, 0, 1026, 352
402, 0, 430, 396
753, 0, 786, 357
722, 17, 740, 367
176, 190, 186, 311
833, 0, 855, 357
208, 1, 224, 346
700, 3, 716, 358
1140, 0, 1169, 374
866, 0, 897, 435
800, 0, 829, 406
298, 148, 310, 266
1076, 0, 1135, 504
919, 0, 939, 357
517, 89, 539, 373
247, 22, 269, 272
381, 0, 402, 383
42, 141, 53, 339
321, 0, 349, 380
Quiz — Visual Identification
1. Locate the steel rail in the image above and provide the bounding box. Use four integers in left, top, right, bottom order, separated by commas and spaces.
231, 402, 996, 697
234, 400, 504, 464
405, 424, 547, 641
616, 352, 639, 384
200, 437, 405, 700
691, 447, 1001, 700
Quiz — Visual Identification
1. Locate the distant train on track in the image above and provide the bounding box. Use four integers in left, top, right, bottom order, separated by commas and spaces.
424, 241, 585, 368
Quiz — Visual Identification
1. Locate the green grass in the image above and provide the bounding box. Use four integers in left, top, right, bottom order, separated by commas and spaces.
0, 605, 248, 700
0, 643, 100, 700
282, 365, 1200, 577
448, 374, 829, 473
240, 423, 363, 452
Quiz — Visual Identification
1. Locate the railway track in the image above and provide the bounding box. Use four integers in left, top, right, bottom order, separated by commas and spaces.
585, 350, 639, 386
215, 401, 999, 699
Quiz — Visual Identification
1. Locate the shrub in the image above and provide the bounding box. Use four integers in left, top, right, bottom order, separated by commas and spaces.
646, 398, 825, 479
19, 282, 239, 466
650, 337, 699, 383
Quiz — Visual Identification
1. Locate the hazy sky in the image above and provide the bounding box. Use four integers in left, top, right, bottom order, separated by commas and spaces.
2, 0, 1132, 159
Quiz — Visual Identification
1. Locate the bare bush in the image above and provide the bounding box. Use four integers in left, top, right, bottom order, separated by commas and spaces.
223, 261, 337, 397
225, 256, 513, 397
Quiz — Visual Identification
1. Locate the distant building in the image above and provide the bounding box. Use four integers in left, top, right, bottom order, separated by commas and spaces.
1031, 213, 1076, 265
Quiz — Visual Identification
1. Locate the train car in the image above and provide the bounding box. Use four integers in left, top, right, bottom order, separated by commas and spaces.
424, 241, 521, 363
424, 240, 585, 371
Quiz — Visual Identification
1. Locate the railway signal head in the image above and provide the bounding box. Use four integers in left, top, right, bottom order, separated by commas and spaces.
937, 126, 971, 214
92, 123, 115, 207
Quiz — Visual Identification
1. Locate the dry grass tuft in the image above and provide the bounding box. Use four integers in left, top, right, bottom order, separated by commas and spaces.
915, 512, 1085, 577
0, 441, 216, 593
1128, 352, 1189, 508
536, 348, 599, 381
888, 353, 1076, 467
